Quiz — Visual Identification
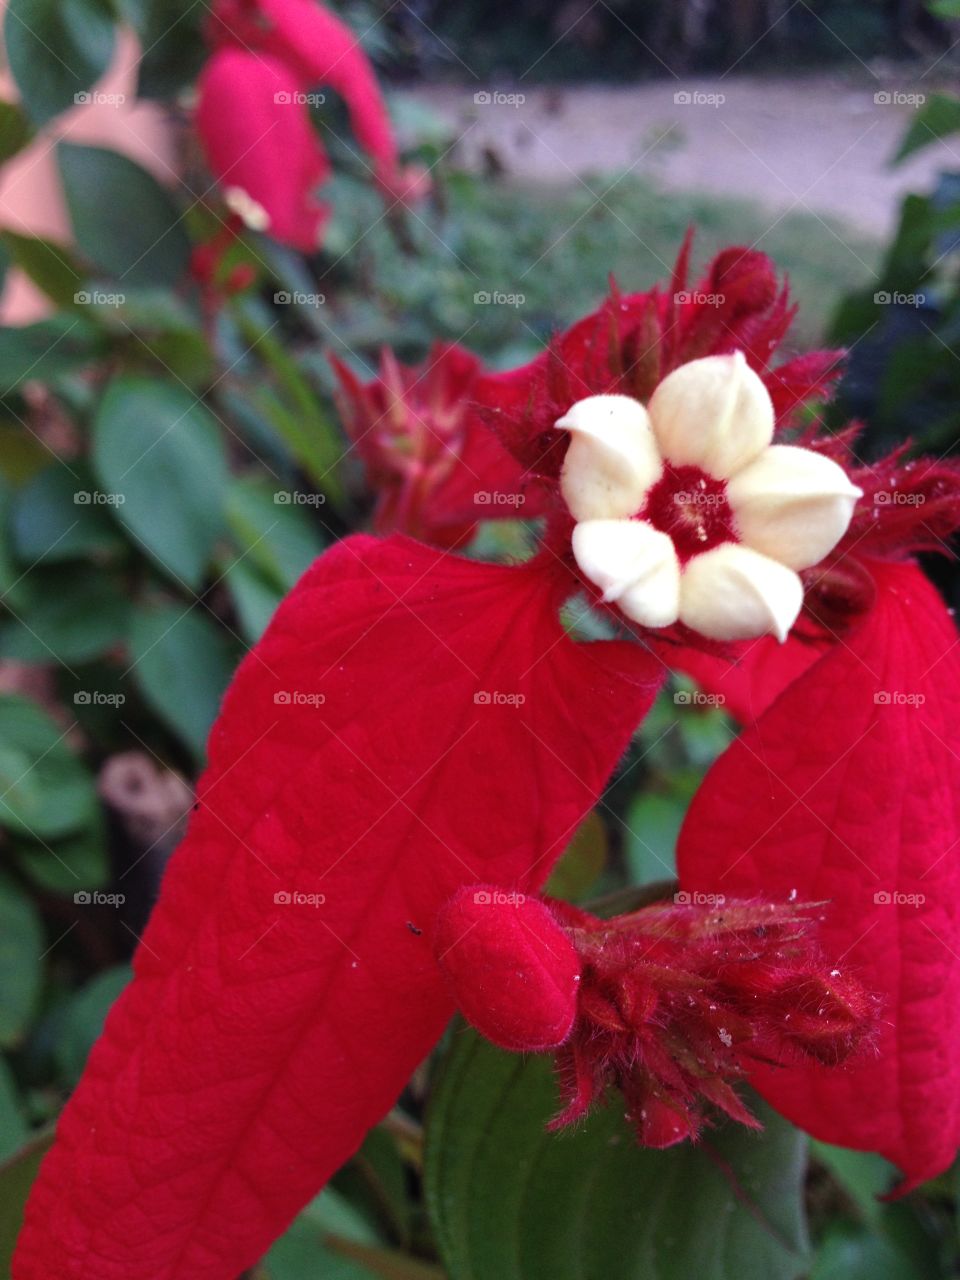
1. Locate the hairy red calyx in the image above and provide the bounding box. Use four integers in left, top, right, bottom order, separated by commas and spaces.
548, 897, 878, 1148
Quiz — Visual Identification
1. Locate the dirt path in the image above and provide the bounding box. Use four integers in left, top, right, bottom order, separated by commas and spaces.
406, 73, 958, 237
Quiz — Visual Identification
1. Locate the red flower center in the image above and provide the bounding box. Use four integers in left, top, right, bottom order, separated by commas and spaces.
640, 463, 737, 562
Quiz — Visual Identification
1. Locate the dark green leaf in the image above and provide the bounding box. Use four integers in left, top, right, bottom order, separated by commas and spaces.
811, 1223, 923, 1280
0, 1056, 28, 1160
895, 93, 960, 163
58, 143, 191, 287
223, 556, 284, 644
15, 816, 110, 895
55, 965, 130, 1086
425, 1029, 810, 1280
0, 694, 97, 839
0, 100, 34, 164
128, 0, 206, 99
0, 874, 44, 1048
268, 1187, 384, 1280
0, 1130, 54, 1275
92, 376, 228, 587
624, 790, 685, 885
0, 315, 104, 394
0, 231, 84, 308
127, 603, 238, 760
544, 810, 607, 901
0, 568, 130, 664
11, 464, 126, 563
811, 1141, 897, 1226
226, 474, 326, 592
4, 0, 116, 125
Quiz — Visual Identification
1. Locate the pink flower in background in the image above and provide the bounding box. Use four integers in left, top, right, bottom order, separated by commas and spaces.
196, 0, 427, 250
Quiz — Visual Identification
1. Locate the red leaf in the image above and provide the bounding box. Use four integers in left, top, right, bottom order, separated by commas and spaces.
677, 559, 960, 1188
15, 536, 659, 1280
663, 632, 828, 723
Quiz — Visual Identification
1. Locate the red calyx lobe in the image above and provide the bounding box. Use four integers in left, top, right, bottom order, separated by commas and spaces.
14, 535, 661, 1280
677, 558, 960, 1190
639, 463, 736, 563
546, 898, 876, 1148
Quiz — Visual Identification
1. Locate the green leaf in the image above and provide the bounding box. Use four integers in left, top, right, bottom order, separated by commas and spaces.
811, 1141, 897, 1226
0, 1130, 54, 1275
4, 0, 116, 126
0, 101, 34, 165
58, 143, 191, 287
0, 694, 97, 839
425, 1029, 810, 1280
0, 315, 104, 394
223, 556, 284, 644
0, 1055, 28, 1160
0, 874, 44, 1048
10, 464, 126, 564
55, 964, 130, 1086
544, 810, 607, 901
268, 1187, 383, 1280
624, 789, 685, 885
92, 376, 228, 588
811, 1223, 922, 1280
895, 93, 960, 163
127, 603, 238, 760
14, 817, 110, 895
0, 567, 130, 664
127, 0, 206, 99
930, 0, 960, 14
226, 474, 326, 592
0, 231, 84, 308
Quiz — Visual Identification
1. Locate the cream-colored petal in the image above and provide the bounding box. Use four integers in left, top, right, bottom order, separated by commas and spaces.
572, 519, 680, 628
727, 444, 862, 570
648, 351, 774, 479
558, 395, 662, 521
679, 543, 802, 642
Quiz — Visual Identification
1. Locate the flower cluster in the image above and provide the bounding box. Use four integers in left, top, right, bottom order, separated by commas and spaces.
15, 241, 960, 1280
196, 0, 427, 250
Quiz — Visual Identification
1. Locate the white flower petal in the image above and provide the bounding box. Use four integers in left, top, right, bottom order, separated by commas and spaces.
572, 519, 680, 628
727, 444, 862, 570
558, 395, 662, 521
648, 351, 774, 479
679, 542, 803, 642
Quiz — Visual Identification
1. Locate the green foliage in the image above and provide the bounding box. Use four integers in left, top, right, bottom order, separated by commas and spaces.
4, 0, 115, 125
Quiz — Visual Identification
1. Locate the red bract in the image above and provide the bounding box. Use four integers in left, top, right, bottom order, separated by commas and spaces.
678, 558, 960, 1190
435, 890, 876, 1147
197, 0, 426, 250
331, 343, 538, 546
14, 537, 660, 1280
472, 236, 844, 485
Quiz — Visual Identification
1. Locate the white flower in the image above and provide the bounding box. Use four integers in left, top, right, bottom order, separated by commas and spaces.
557, 352, 861, 642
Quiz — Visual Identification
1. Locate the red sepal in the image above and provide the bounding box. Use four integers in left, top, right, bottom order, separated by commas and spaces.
678, 559, 960, 1190
15, 536, 660, 1280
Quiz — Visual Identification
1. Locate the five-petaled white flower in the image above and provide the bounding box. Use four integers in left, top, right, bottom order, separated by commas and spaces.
558, 351, 861, 642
